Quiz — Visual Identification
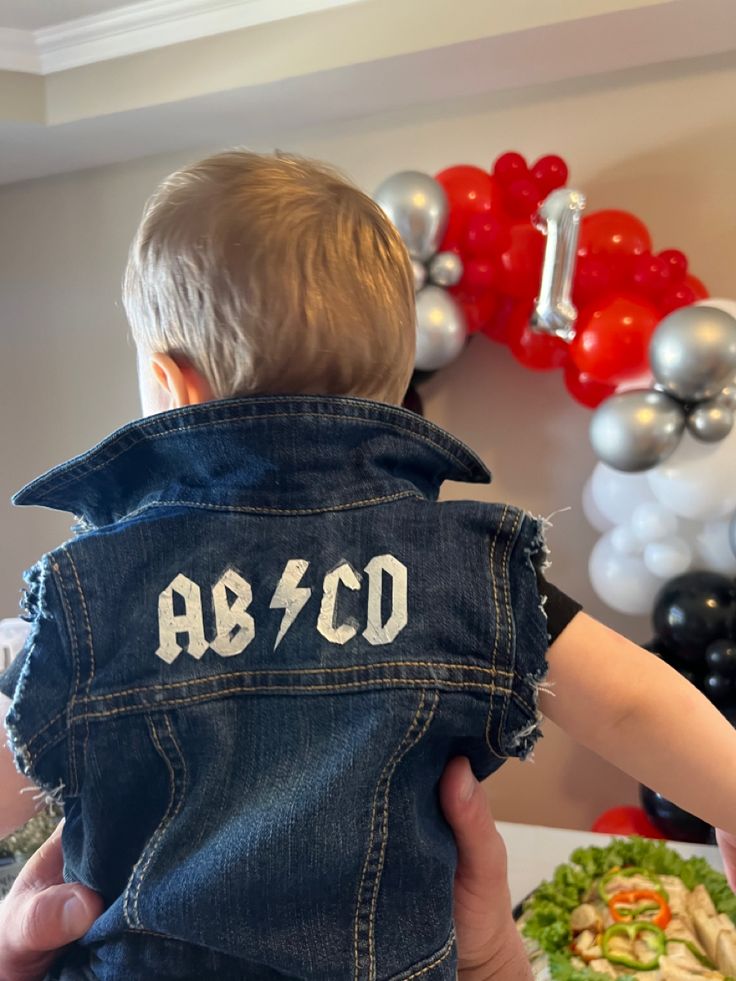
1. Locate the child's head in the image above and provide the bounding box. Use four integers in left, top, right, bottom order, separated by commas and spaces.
124, 150, 416, 414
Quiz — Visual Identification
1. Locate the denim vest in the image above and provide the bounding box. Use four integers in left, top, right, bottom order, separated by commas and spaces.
6, 396, 548, 981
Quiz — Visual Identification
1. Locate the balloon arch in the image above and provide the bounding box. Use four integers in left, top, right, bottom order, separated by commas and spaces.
374, 151, 736, 730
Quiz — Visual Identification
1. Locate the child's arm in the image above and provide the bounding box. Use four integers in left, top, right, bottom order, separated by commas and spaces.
0, 694, 41, 838
540, 614, 736, 842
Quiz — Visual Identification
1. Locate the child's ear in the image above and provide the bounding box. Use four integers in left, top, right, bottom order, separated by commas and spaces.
150, 353, 214, 409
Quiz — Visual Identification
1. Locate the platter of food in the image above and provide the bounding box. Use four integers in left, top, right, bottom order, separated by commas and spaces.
516, 837, 736, 980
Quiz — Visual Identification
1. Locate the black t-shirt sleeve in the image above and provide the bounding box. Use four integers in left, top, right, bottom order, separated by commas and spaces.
536, 572, 582, 642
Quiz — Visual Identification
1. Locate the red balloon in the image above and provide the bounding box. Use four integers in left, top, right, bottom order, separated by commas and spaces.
451, 289, 499, 335
483, 296, 523, 344
659, 283, 697, 315
435, 166, 503, 252
592, 806, 666, 839
464, 213, 511, 258
658, 249, 688, 282
492, 151, 528, 186
630, 252, 672, 298
462, 258, 497, 292
573, 255, 616, 308
564, 362, 616, 408
531, 154, 569, 194
505, 177, 542, 218
508, 315, 570, 371
571, 294, 661, 384
685, 274, 708, 300
578, 210, 652, 260
494, 221, 545, 299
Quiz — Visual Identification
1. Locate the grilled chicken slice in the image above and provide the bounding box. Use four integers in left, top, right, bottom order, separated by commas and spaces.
715, 931, 736, 976
588, 957, 619, 978
689, 885, 718, 919
570, 903, 602, 934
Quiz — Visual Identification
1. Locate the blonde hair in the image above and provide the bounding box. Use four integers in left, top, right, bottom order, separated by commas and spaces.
123, 150, 415, 404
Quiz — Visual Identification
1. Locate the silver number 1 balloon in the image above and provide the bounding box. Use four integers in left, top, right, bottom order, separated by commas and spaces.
531, 188, 586, 342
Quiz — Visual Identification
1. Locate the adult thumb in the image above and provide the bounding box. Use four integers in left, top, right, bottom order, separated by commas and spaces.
19, 884, 102, 952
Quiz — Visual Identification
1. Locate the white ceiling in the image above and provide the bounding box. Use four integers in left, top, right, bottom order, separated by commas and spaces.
0, 0, 127, 31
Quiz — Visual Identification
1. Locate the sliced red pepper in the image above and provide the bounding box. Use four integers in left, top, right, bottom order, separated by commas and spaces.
608, 889, 671, 929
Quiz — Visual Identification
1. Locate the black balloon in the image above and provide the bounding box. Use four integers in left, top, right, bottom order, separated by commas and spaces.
642, 639, 664, 656
402, 385, 424, 417
411, 369, 437, 387
639, 785, 714, 844
706, 639, 736, 677
652, 572, 736, 662
703, 671, 734, 704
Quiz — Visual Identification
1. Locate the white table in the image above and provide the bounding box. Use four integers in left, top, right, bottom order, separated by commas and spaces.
498, 822, 724, 909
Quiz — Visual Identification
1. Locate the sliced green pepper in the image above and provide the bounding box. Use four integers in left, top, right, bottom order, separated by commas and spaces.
666, 937, 716, 970
601, 922, 666, 971
598, 866, 668, 903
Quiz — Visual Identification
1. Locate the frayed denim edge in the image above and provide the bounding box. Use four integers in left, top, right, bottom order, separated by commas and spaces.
506, 510, 567, 762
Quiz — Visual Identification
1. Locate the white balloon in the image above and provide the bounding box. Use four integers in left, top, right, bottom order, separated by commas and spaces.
611, 525, 644, 556
697, 297, 736, 320
590, 463, 654, 526
589, 532, 662, 616
695, 516, 736, 576
582, 477, 613, 533
643, 538, 692, 578
630, 502, 679, 544
647, 425, 736, 520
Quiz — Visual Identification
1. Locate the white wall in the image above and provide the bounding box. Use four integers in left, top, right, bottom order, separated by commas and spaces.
1, 53, 734, 827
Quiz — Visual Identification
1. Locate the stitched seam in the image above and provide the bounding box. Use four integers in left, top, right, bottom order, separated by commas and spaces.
25, 710, 65, 750
40, 409, 478, 497
53, 561, 80, 795
123, 717, 173, 928
367, 691, 438, 981
484, 506, 507, 760
64, 548, 95, 779
76, 661, 512, 703
392, 928, 456, 980
120, 491, 423, 523
511, 689, 537, 716
73, 679, 509, 724
353, 692, 427, 981
124, 715, 187, 928
498, 509, 522, 745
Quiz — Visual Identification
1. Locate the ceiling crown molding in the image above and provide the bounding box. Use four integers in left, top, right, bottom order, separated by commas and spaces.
1, 0, 364, 75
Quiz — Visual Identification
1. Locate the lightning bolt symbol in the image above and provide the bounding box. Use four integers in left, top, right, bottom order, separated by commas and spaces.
270, 559, 312, 649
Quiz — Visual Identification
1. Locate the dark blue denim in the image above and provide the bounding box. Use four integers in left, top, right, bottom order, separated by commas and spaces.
4, 396, 548, 981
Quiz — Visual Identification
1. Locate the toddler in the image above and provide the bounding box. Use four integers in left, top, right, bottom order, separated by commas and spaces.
1, 150, 735, 980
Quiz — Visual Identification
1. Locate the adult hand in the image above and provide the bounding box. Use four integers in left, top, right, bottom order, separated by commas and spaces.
0, 822, 103, 981
440, 758, 532, 981
715, 828, 736, 891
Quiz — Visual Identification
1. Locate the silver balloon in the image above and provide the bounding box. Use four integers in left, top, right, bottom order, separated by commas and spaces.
373, 171, 449, 262
730, 512, 736, 559
531, 188, 586, 341
687, 400, 734, 442
415, 286, 467, 371
649, 304, 736, 402
717, 380, 736, 410
428, 251, 463, 288
590, 389, 686, 472
411, 258, 427, 293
